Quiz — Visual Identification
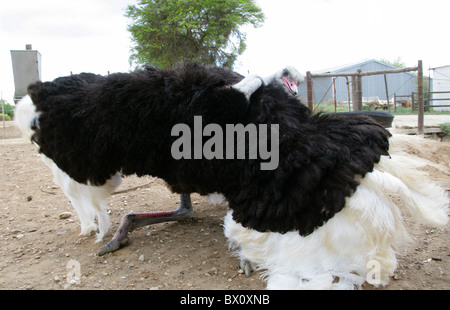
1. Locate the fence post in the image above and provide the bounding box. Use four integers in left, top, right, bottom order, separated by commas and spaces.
393, 93, 397, 113
417, 60, 424, 134
384, 74, 390, 112
345, 76, 351, 111
333, 78, 337, 112
306, 71, 313, 110
352, 70, 362, 111
1, 91, 5, 139
351, 76, 356, 111
357, 71, 362, 110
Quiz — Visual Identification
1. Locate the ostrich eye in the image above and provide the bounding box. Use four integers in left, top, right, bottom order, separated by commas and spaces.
282, 69, 289, 77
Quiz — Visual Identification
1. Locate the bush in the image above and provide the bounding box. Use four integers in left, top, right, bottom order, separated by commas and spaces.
0, 114, 11, 121
441, 123, 450, 135
1, 100, 14, 119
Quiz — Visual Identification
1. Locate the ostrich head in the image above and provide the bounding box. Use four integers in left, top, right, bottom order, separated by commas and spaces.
264, 66, 304, 96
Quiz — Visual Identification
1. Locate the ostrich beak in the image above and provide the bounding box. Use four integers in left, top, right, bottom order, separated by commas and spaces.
282, 77, 298, 96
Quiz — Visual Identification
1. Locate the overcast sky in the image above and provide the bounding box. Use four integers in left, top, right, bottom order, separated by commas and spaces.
1, 0, 449, 104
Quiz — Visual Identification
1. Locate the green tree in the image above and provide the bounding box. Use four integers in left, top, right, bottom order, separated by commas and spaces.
0, 99, 14, 119
126, 0, 264, 69
380, 57, 406, 68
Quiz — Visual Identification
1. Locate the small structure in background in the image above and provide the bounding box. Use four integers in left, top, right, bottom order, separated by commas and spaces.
11, 44, 41, 104
299, 59, 417, 106
431, 65, 450, 111
305, 60, 426, 134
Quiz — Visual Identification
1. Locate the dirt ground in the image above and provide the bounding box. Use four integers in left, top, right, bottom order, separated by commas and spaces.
0, 121, 448, 290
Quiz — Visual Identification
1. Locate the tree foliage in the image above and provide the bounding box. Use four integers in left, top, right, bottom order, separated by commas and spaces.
126, 0, 264, 68
380, 57, 406, 68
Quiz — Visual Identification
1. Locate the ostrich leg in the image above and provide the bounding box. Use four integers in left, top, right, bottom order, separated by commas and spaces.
98, 193, 193, 256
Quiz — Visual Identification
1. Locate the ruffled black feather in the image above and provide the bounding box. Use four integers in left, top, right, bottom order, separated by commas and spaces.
27, 63, 390, 236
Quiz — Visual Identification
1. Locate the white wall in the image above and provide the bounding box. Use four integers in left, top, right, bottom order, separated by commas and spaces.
432, 66, 450, 111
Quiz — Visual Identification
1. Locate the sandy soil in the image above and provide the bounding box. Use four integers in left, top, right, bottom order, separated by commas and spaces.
393, 114, 450, 129
0, 121, 448, 290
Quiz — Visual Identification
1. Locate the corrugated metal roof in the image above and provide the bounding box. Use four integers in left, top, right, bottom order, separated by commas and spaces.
321, 59, 416, 77
430, 65, 450, 70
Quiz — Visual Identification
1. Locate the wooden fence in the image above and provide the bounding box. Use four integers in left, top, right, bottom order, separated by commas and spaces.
413, 91, 450, 111
306, 60, 426, 134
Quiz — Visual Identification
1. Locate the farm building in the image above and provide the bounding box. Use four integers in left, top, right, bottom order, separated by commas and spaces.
11, 44, 42, 103
298, 59, 418, 107
431, 65, 450, 111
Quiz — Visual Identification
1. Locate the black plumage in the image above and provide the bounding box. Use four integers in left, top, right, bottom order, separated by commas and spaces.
27, 62, 391, 236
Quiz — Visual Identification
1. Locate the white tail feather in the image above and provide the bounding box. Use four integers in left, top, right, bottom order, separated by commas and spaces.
15, 94, 122, 242
14, 95, 38, 139
224, 150, 449, 290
